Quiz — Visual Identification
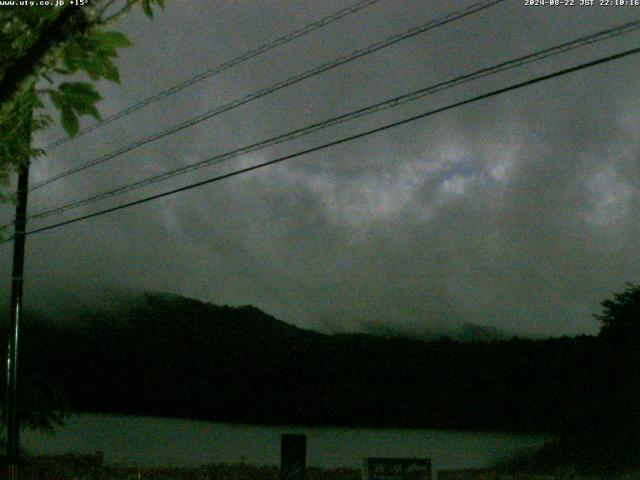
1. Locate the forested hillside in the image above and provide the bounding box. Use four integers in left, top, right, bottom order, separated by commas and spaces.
2, 291, 625, 436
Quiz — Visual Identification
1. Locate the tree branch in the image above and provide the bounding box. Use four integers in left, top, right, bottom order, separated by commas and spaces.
0, 6, 92, 113
100, 0, 139, 26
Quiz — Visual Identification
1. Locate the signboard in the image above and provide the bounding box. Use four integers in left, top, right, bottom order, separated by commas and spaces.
364, 458, 431, 480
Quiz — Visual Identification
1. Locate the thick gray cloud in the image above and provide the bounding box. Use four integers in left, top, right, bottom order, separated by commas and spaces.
1, 0, 639, 336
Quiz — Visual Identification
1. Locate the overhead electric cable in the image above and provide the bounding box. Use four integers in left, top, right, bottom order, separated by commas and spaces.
43, 0, 385, 151
21, 18, 640, 223
28, 0, 505, 193
2, 46, 636, 244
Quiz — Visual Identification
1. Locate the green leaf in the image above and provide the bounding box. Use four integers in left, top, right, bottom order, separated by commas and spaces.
60, 106, 79, 137
92, 31, 133, 51
61, 41, 85, 72
72, 102, 101, 121
142, 0, 154, 18
54, 83, 102, 123
59, 82, 102, 105
103, 62, 120, 83
48, 90, 64, 110
84, 62, 102, 80
155, 0, 166, 9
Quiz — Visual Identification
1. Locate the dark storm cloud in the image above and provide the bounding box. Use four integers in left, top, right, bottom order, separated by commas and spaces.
1, 0, 639, 336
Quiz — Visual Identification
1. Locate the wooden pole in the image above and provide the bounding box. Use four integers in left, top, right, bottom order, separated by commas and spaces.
5, 96, 32, 480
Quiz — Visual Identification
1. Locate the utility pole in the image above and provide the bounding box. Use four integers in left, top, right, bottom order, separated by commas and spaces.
5, 98, 32, 480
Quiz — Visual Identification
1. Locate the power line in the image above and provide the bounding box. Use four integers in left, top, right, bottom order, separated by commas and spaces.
3, 46, 636, 244
27, 0, 505, 193
42, 0, 385, 151
20, 18, 640, 224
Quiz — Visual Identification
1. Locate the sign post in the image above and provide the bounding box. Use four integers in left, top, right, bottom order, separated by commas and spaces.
281, 434, 306, 480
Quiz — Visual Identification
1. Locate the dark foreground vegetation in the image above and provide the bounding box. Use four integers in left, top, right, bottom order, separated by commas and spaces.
1, 454, 361, 480
1, 283, 639, 472
2, 453, 640, 480
1, 454, 638, 480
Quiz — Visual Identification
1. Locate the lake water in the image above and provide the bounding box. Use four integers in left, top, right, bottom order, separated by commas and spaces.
22, 414, 548, 472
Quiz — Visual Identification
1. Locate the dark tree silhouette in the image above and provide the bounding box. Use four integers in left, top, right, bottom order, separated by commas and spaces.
554, 283, 640, 471
596, 283, 640, 341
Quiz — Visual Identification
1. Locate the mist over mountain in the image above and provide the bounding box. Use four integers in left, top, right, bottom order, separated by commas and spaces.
360, 319, 512, 343
14, 286, 519, 341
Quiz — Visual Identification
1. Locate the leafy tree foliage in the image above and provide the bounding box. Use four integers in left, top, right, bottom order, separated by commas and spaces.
595, 282, 640, 341
0, 310, 69, 434
539, 283, 640, 472
0, 0, 165, 200
0, 0, 165, 432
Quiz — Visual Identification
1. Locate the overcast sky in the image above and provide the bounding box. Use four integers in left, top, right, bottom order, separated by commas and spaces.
1, 0, 639, 337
